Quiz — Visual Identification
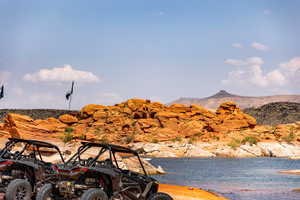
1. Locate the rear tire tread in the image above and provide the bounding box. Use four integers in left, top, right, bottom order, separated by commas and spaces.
36, 183, 53, 200
5, 179, 32, 200
80, 188, 108, 200
148, 192, 173, 200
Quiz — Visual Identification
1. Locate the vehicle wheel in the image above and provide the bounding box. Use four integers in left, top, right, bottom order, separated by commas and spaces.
81, 188, 108, 200
5, 179, 32, 200
36, 184, 54, 200
148, 192, 173, 200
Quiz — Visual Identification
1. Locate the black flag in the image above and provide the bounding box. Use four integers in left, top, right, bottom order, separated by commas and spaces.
66, 81, 74, 100
0, 85, 3, 99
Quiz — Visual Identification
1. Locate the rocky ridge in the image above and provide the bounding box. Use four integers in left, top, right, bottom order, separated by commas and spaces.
244, 102, 300, 125
0, 99, 300, 159
0, 99, 256, 144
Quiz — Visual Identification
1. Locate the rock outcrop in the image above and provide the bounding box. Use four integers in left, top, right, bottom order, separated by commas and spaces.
1, 113, 67, 140
244, 102, 300, 125
1, 99, 300, 159
0, 100, 256, 144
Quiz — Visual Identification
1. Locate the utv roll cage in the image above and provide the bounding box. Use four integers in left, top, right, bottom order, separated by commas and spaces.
0, 138, 65, 164
66, 142, 148, 175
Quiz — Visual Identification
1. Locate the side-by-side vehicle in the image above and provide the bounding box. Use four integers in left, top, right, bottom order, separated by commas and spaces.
36, 142, 172, 200
0, 138, 65, 200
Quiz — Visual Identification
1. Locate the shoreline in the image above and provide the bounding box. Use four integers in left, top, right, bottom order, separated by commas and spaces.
128, 141, 300, 159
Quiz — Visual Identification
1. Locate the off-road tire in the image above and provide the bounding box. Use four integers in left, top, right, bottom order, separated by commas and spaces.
36, 184, 53, 200
5, 179, 32, 200
148, 192, 173, 200
81, 188, 108, 200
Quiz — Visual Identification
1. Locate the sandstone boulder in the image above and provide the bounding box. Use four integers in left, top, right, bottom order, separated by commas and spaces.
126, 99, 148, 111
80, 104, 107, 116
59, 114, 78, 124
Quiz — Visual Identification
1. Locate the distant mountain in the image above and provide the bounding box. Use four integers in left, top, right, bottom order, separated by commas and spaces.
170, 90, 300, 109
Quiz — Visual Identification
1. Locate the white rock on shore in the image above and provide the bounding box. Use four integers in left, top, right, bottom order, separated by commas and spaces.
129, 142, 300, 159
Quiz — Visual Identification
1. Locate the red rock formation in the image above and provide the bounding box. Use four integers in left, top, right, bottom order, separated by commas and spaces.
0, 99, 257, 143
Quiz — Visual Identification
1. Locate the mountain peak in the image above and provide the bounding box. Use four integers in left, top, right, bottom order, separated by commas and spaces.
207, 90, 238, 99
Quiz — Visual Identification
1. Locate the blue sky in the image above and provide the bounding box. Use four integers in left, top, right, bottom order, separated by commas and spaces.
0, 0, 299, 109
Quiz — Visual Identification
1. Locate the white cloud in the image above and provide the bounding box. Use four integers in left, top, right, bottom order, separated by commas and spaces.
265, 70, 286, 86
225, 57, 264, 67
224, 59, 246, 66
263, 9, 271, 15
0, 71, 10, 85
251, 42, 270, 51
280, 57, 300, 72
232, 43, 243, 48
23, 65, 100, 83
279, 57, 300, 88
222, 57, 300, 91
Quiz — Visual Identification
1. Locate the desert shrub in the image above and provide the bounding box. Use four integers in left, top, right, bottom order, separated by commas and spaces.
124, 135, 135, 144
60, 127, 74, 143
282, 131, 295, 143
95, 128, 105, 135
242, 136, 258, 146
228, 138, 241, 149
271, 127, 277, 134
78, 134, 86, 140
211, 135, 220, 140
172, 137, 183, 142
188, 136, 197, 144
99, 136, 109, 144
240, 127, 247, 131
65, 127, 74, 134
131, 120, 137, 126
151, 138, 159, 143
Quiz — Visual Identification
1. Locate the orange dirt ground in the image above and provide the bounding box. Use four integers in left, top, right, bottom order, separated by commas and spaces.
159, 184, 229, 200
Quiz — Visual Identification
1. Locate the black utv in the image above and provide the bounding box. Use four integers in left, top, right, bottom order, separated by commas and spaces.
0, 138, 65, 200
36, 142, 172, 200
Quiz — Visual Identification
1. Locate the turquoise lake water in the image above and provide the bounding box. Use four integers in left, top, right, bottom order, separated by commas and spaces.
149, 158, 300, 200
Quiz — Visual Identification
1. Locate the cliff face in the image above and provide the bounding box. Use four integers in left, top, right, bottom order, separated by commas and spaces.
171, 90, 300, 110
0, 99, 256, 143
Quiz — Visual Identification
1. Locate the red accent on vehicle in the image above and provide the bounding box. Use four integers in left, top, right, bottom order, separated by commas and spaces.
0, 161, 13, 169
52, 165, 71, 173
72, 168, 89, 172
0, 161, 13, 165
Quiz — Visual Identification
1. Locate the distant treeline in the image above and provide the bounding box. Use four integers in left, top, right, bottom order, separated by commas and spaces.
0, 109, 78, 122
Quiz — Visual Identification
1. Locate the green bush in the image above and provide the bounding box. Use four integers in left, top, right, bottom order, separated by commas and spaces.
172, 137, 183, 142
124, 135, 135, 144
65, 127, 74, 133
188, 136, 197, 144
242, 136, 258, 146
95, 128, 105, 135
60, 127, 74, 143
228, 138, 241, 149
151, 139, 159, 143
78, 134, 86, 140
99, 136, 109, 144
283, 131, 295, 143
60, 132, 73, 143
